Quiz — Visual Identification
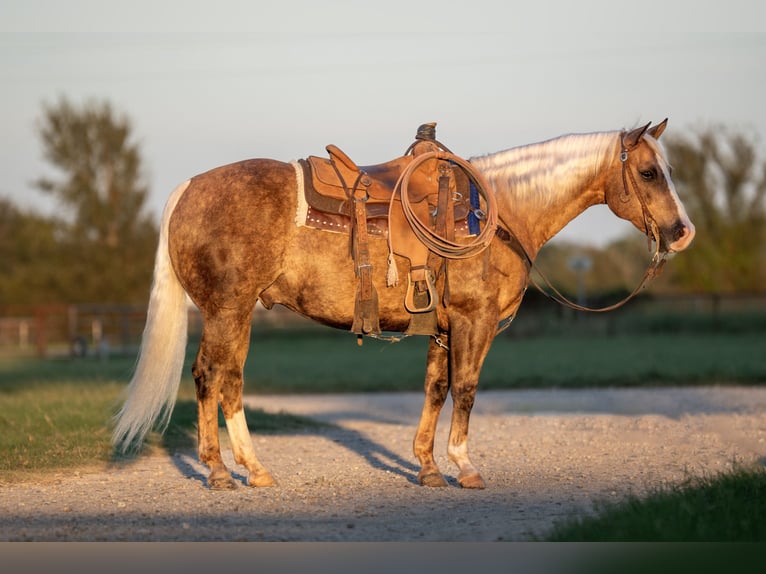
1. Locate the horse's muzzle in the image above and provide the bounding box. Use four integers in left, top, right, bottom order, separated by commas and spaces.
665, 220, 696, 253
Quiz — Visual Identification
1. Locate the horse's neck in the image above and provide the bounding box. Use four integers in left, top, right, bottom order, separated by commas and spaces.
471, 131, 620, 257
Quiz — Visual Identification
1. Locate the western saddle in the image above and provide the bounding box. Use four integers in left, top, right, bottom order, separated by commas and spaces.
297, 123, 496, 340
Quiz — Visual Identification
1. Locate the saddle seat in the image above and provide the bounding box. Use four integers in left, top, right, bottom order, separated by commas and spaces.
309, 144, 440, 204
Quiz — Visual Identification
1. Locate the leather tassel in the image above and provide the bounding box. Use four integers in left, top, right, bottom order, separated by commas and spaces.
386, 252, 399, 287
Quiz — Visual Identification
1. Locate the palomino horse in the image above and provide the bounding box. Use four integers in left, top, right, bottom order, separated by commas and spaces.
113, 120, 694, 490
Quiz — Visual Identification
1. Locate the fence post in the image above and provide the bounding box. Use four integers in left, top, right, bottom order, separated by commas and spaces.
34, 306, 47, 358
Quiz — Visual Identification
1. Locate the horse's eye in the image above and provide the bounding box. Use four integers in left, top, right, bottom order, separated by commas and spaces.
640, 169, 656, 181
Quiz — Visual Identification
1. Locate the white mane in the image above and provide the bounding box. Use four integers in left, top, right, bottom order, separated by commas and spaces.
470, 131, 620, 208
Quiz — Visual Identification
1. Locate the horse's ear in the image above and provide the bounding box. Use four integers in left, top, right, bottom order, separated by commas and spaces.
623, 121, 652, 148
647, 118, 668, 140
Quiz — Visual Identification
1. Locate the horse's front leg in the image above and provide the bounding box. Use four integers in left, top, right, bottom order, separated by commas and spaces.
413, 334, 451, 487
447, 382, 485, 489
446, 319, 496, 489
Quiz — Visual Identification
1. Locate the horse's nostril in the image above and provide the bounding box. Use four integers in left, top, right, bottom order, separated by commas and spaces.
668, 221, 695, 251
673, 224, 689, 242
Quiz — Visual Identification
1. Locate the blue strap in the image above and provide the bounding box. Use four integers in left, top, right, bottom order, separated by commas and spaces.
468, 180, 481, 235
447, 159, 482, 235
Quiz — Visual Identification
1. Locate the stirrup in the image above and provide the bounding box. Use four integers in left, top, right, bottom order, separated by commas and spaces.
404, 267, 438, 313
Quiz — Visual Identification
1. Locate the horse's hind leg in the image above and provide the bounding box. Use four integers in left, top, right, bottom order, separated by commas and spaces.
221, 361, 276, 488
193, 311, 275, 489
192, 335, 236, 490
413, 335, 451, 487
221, 408, 275, 487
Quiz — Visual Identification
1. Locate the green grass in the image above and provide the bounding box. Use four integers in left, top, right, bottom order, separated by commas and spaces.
483, 332, 766, 389
545, 466, 766, 541
0, 380, 123, 477
240, 329, 766, 392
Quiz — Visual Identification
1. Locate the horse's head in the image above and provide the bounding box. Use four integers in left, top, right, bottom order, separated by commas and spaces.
605, 119, 695, 254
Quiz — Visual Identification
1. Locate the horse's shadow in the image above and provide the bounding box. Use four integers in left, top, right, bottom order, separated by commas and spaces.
117, 399, 429, 488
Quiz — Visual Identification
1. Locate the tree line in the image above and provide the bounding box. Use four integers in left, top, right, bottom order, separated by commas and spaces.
1, 98, 157, 306
1, 98, 765, 308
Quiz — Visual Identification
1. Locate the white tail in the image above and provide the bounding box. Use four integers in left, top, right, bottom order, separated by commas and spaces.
112, 181, 191, 452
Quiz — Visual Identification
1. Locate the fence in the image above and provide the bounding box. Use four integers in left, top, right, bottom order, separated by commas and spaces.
0, 304, 149, 358
1, 293, 765, 358
0, 302, 307, 358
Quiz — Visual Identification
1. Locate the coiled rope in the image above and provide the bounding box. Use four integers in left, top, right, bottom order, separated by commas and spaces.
387, 151, 497, 264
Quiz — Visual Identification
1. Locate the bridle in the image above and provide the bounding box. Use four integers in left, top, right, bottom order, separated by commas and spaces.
497, 132, 668, 313
619, 130, 662, 251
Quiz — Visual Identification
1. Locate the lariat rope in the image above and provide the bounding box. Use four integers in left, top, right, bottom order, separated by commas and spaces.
387, 151, 498, 269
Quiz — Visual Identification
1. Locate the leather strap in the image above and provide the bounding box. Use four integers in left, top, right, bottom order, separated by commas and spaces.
327, 156, 380, 336
351, 180, 380, 335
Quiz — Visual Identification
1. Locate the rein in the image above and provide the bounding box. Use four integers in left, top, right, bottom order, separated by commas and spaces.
498, 133, 668, 313
523, 233, 666, 313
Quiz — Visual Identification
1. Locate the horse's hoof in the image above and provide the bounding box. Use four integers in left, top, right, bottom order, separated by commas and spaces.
418, 471, 449, 488
248, 472, 277, 488
458, 473, 486, 489
208, 473, 238, 490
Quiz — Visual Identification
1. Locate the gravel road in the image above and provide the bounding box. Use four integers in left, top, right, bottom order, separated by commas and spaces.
2, 386, 765, 541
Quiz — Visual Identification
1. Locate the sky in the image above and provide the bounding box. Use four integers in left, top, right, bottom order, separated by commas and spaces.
1, 0, 765, 246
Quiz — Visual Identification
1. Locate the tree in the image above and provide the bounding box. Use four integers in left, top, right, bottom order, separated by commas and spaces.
663, 125, 766, 293
0, 198, 63, 304
33, 97, 158, 303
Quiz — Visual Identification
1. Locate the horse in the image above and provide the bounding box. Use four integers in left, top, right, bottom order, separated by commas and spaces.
112, 119, 695, 490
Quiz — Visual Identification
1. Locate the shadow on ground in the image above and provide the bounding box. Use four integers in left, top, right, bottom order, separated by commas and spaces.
110, 399, 423, 488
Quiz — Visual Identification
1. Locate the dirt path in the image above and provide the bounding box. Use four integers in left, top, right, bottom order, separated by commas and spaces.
2, 386, 765, 541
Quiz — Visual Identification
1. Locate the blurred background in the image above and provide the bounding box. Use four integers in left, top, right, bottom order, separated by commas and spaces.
1, 0, 764, 359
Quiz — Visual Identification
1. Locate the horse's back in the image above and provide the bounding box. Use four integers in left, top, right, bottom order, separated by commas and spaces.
167, 158, 298, 311
176, 158, 296, 218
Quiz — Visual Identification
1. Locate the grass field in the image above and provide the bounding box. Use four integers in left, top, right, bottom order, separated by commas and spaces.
2, 327, 765, 540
